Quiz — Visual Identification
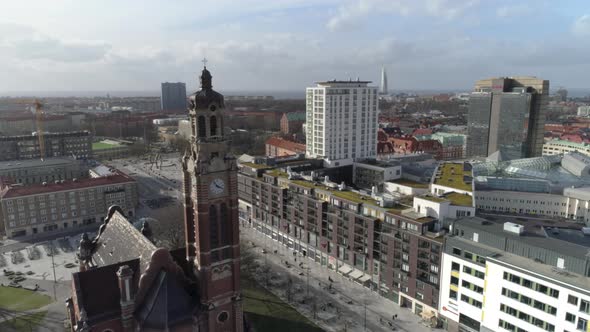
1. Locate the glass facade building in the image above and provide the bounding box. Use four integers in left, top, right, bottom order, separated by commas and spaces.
466, 77, 549, 160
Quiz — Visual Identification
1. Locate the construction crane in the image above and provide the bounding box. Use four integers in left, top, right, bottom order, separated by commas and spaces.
13, 99, 46, 160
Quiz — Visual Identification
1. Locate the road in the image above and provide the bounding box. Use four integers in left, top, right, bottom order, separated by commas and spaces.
241, 226, 438, 332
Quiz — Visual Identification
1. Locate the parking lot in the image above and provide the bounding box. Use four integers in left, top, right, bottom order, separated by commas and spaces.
0, 232, 93, 285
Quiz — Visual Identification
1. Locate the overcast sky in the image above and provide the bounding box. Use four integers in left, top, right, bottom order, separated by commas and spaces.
1, 0, 589, 93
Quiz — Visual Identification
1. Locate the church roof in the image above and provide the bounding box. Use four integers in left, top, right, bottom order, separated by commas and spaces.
72, 258, 140, 325
135, 269, 198, 330
92, 209, 157, 272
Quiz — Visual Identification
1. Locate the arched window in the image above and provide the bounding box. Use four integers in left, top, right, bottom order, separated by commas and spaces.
198, 116, 206, 138
209, 205, 219, 248
219, 203, 229, 246
210, 116, 217, 136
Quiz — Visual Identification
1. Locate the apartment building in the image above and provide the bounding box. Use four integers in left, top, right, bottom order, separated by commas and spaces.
0, 131, 92, 161
306, 80, 379, 167
0, 171, 138, 238
238, 160, 444, 325
439, 217, 590, 332
0, 158, 89, 185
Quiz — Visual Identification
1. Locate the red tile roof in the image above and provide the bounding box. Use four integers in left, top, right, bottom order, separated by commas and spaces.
265, 137, 306, 153
0, 171, 135, 199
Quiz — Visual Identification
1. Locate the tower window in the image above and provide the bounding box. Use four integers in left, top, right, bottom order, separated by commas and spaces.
210, 116, 217, 136
198, 116, 206, 138
219, 203, 229, 246
209, 205, 219, 248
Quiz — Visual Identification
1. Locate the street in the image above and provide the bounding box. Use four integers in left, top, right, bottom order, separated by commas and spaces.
241, 225, 439, 332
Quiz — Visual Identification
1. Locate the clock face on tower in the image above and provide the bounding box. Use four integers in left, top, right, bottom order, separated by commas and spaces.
209, 178, 225, 196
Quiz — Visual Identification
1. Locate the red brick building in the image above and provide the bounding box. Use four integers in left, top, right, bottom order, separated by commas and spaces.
67, 67, 244, 332
279, 111, 305, 134
265, 136, 306, 157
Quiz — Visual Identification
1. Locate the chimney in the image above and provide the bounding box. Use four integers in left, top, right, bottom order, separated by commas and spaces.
117, 265, 135, 331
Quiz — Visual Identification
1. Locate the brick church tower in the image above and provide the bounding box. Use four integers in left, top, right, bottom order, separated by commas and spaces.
181, 63, 243, 332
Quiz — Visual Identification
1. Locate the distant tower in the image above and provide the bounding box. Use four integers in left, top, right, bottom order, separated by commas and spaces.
380, 66, 388, 95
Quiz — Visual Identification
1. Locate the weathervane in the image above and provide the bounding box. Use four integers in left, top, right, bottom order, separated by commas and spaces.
202, 57, 208, 68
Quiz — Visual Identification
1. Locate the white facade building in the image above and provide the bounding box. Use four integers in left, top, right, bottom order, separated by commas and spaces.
439, 218, 590, 332
306, 80, 379, 167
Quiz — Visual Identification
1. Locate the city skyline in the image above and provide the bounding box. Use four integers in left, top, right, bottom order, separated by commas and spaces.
0, 0, 589, 93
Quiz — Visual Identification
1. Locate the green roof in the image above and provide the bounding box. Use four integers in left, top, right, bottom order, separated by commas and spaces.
285, 112, 306, 121
445, 192, 473, 207
433, 163, 472, 192
266, 169, 288, 177
290, 180, 316, 188
92, 141, 121, 150
390, 179, 429, 189
420, 195, 447, 203
241, 162, 271, 170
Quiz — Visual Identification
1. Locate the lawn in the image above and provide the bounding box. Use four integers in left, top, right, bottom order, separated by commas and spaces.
0, 287, 52, 312
92, 142, 119, 150
242, 278, 324, 332
0, 311, 47, 332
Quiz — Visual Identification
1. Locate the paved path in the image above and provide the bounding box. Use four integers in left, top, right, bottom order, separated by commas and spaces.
241, 226, 439, 332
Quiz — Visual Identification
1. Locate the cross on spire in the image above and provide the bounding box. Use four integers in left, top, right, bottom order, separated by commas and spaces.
202, 57, 208, 68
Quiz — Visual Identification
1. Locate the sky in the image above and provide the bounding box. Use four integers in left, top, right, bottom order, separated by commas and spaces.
0, 0, 589, 94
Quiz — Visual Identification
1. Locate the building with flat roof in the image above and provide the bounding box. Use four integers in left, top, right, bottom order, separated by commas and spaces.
0, 157, 89, 185
543, 139, 590, 157
306, 80, 379, 167
0, 170, 137, 238
466, 76, 549, 159
238, 157, 445, 324
439, 216, 590, 332
160, 82, 187, 113
0, 131, 92, 161
472, 153, 590, 223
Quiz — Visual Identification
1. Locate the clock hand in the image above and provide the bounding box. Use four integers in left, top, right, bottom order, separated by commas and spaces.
215, 183, 223, 189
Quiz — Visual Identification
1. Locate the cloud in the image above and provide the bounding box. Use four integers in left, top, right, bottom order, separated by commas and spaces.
326, 0, 478, 31
0, 22, 110, 63
573, 14, 590, 37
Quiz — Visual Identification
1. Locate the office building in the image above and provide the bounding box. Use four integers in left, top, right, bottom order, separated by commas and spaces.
160, 82, 187, 113
472, 152, 590, 223
0, 131, 92, 161
543, 139, 590, 157
0, 170, 137, 238
466, 77, 549, 160
0, 157, 89, 185
439, 216, 590, 332
238, 158, 444, 325
578, 106, 590, 117
415, 133, 466, 160
306, 80, 379, 167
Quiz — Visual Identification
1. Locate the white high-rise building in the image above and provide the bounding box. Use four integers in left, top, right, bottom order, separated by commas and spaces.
306, 80, 379, 167
380, 66, 388, 95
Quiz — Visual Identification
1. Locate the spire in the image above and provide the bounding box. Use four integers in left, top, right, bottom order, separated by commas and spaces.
380, 66, 388, 95
200, 58, 212, 90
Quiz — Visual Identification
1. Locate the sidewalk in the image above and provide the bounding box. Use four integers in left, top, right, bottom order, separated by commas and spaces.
241, 226, 438, 332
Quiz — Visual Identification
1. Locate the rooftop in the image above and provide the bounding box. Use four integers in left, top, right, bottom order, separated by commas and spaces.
0, 170, 134, 198
389, 178, 429, 189
265, 137, 306, 153
433, 163, 472, 191
0, 157, 80, 170
240, 162, 271, 170
444, 192, 473, 206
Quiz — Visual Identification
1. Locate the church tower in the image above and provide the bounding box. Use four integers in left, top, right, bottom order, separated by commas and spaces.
182, 62, 243, 332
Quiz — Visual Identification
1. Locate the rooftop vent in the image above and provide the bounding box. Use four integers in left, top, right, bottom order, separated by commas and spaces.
503, 222, 524, 235
582, 227, 590, 236
42, 182, 47, 186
